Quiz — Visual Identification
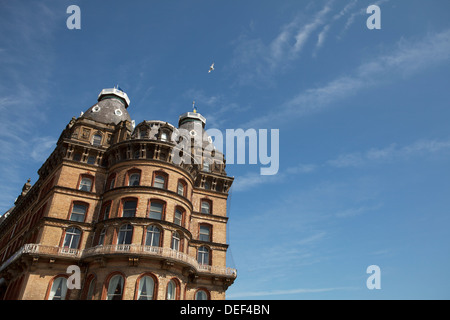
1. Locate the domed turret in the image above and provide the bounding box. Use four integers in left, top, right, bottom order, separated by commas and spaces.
81, 87, 132, 125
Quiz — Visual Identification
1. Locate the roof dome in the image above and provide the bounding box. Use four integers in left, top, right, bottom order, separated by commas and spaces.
81, 88, 132, 125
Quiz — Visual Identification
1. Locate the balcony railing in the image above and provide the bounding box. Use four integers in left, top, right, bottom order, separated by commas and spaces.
0, 244, 237, 277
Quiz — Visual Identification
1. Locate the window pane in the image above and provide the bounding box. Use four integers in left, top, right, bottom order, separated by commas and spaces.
64, 228, 81, 248
201, 201, 210, 214
129, 173, 140, 186
171, 232, 180, 251
107, 275, 124, 300
123, 200, 137, 217
79, 177, 92, 191
87, 156, 96, 165
149, 202, 163, 220
174, 209, 182, 226
166, 280, 175, 300
199, 226, 210, 242
154, 175, 165, 189
145, 226, 160, 246
177, 182, 185, 196
138, 276, 155, 300
49, 277, 68, 300
195, 290, 207, 300
103, 204, 111, 220
92, 134, 102, 146
70, 204, 87, 222
198, 246, 209, 265
118, 225, 133, 244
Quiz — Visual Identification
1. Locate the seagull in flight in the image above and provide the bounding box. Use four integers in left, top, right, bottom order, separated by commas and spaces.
208, 62, 214, 73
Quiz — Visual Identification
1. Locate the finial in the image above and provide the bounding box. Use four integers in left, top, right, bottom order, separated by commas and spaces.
193, 100, 197, 113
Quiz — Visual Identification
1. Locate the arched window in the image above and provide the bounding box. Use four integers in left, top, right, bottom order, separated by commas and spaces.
199, 225, 211, 242
92, 133, 102, 146
171, 231, 181, 251
98, 228, 106, 246
145, 225, 161, 247
101, 202, 111, 220
200, 200, 212, 214
106, 274, 124, 300
63, 227, 81, 249
177, 180, 186, 197
85, 275, 96, 300
153, 172, 167, 189
166, 279, 179, 300
79, 175, 93, 192
174, 208, 183, 226
148, 201, 164, 220
136, 275, 156, 300
48, 276, 68, 300
122, 198, 137, 217
195, 289, 209, 300
70, 202, 88, 222
106, 173, 116, 190
117, 224, 133, 245
198, 246, 210, 265
160, 132, 168, 142
128, 172, 140, 186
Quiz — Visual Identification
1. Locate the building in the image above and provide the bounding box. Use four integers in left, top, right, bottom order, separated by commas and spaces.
0, 88, 236, 300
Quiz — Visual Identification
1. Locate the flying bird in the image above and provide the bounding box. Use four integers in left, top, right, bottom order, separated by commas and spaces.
208, 62, 214, 73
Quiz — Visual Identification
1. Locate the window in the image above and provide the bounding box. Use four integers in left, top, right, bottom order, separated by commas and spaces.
201, 200, 211, 214
161, 132, 168, 141
148, 201, 164, 220
63, 227, 81, 249
139, 130, 147, 139
166, 279, 178, 300
48, 277, 68, 300
98, 228, 106, 246
106, 274, 124, 300
153, 174, 166, 189
203, 160, 210, 172
92, 134, 102, 146
137, 276, 155, 300
122, 199, 137, 217
174, 208, 183, 226
73, 153, 82, 161
198, 246, 210, 265
195, 289, 209, 300
85, 276, 96, 300
117, 224, 133, 245
171, 231, 181, 251
87, 155, 96, 165
102, 203, 111, 220
177, 180, 186, 196
106, 174, 116, 190
128, 173, 140, 186
145, 225, 161, 247
79, 176, 93, 192
204, 181, 211, 190
70, 203, 87, 222
199, 225, 211, 242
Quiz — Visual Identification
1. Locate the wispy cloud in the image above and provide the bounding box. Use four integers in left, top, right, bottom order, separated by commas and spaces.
231, 1, 334, 86
232, 137, 450, 192
227, 286, 349, 299
243, 28, 450, 128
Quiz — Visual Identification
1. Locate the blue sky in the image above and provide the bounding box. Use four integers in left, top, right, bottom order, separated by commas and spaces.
1, 0, 450, 299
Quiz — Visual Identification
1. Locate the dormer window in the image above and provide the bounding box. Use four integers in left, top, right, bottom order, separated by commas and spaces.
92, 133, 102, 146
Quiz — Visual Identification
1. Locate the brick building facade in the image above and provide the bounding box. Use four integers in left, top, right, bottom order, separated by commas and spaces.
0, 88, 236, 300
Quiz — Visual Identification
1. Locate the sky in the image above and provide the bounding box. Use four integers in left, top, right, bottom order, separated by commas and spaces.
1, 0, 450, 300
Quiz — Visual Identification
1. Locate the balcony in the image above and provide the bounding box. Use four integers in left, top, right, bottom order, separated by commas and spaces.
0, 244, 237, 278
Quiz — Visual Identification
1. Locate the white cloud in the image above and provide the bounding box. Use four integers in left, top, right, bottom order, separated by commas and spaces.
244, 28, 450, 128
227, 286, 348, 299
